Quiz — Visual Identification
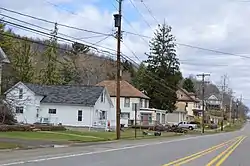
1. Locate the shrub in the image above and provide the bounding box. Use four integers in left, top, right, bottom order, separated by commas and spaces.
0, 125, 32, 132
0, 124, 66, 132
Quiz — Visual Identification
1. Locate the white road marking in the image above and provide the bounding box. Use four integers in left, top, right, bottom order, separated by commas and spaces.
0, 132, 238, 166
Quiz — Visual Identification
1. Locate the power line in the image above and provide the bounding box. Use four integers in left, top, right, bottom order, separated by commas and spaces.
140, 0, 159, 25
3, 14, 249, 68
0, 19, 117, 54
128, 0, 154, 30
110, 1, 150, 46
3, 6, 250, 60
5, 16, 235, 67
43, 0, 88, 19
0, 7, 111, 36
124, 31, 250, 59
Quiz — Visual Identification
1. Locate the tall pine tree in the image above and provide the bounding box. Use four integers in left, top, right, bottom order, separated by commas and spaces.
40, 23, 62, 85
143, 23, 182, 111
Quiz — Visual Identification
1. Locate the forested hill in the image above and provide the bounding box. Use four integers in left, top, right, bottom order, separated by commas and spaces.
1, 25, 135, 93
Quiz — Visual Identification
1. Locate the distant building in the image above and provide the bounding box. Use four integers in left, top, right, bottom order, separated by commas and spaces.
175, 88, 200, 122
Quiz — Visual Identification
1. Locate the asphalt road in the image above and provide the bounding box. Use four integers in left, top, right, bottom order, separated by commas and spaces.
0, 122, 249, 166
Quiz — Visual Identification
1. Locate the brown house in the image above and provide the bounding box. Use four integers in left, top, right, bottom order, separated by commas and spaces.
96, 80, 150, 127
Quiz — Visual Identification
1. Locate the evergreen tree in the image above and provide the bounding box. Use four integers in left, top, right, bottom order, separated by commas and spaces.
183, 78, 195, 92
132, 63, 147, 90
143, 23, 182, 111
39, 23, 62, 85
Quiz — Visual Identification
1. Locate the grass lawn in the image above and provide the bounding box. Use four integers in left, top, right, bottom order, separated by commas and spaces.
0, 142, 22, 149
0, 129, 182, 143
190, 121, 245, 135
223, 122, 244, 132
60, 129, 182, 140
0, 131, 108, 142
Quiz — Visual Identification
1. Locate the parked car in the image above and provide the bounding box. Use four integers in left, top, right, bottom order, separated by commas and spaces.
178, 121, 197, 130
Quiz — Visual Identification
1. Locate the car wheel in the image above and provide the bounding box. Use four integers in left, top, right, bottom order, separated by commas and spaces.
188, 126, 194, 130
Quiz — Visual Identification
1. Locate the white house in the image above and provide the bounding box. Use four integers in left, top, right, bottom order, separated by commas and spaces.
97, 80, 150, 127
4, 82, 114, 127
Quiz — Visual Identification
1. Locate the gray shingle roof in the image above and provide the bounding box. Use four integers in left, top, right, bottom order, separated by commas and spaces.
23, 83, 104, 106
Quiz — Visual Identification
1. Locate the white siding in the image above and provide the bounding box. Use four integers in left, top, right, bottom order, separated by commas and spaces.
5, 83, 38, 124
93, 89, 114, 126
39, 104, 93, 126
186, 102, 194, 117
109, 97, 149, 127
38, 89, 113, 127
5, 84, 114, 127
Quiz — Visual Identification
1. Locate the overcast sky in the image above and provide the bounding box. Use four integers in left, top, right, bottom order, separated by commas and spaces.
1, 0, 250, 106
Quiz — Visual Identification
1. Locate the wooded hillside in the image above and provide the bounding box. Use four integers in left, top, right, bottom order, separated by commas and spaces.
0, 23, 134, 93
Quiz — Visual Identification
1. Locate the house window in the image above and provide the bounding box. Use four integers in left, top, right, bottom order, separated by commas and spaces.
101, 92, 105, 103
156, 113, 161, 123
19, 88, 23, 99
121, 112, 130, 119
140, 99, 143, 108
144, 100, 148, 108
48, 109, 56, 114
162, 114, 166, 124
43, 118, 49, 123
16, 106, 24, 114
78, 110, 83, 121
99, 110, 107, 120
124, 97, 130, 107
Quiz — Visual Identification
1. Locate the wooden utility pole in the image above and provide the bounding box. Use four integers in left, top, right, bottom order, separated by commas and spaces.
229, 89, 234, 123
220, 75, 227, 131
197, 73, 210, 134
0, 64, 2, 95
133, 103, 138, 138
114, 0, 122, 140
236, 98, 240, 120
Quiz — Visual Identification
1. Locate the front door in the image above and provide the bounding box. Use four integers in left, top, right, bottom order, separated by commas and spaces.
143, 114, 149, 125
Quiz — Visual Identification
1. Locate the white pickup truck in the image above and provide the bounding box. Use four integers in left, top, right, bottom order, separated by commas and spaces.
178, 121, 197, 130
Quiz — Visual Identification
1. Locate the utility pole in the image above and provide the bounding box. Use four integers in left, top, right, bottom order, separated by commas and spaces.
229, 89, 234, 123
239, 95, 242, 119
236, 98, 240, 120
133, 103, 138, 138
0, 64, 2, 95
197, 73, 210, 134
220, 75, 227, 131
114, 0, 122, 140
